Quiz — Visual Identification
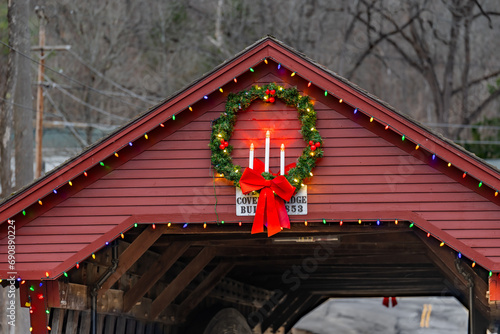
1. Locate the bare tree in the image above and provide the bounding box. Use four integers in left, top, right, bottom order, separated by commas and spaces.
346, 0, 500, 139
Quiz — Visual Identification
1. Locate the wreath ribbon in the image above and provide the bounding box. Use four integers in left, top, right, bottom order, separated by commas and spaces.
240, 159, 296, 236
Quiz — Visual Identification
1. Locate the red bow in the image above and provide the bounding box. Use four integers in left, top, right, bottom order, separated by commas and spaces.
382, 297, 398, 308
240, 159, 296, 236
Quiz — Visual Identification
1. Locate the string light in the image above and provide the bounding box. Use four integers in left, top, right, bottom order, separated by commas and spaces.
308, 81, 312, 87
358, 219, 362, 224
415, 144, 420, 150
250, 67, 254, 72
377, 219, 380, 226
324, 91, 328, 96
409, 223, 414, 228
432, 154, 436, 160
239, 221, 242, 226
472, 262, 476, 268
84, 171, 88, 177
203, 95, 208, 99
144, 133, 148, 139
401, 135, 405, 141
427, 233, 430, 237
323, 219, 326, 224
129, 142, 133, 146
448, 162, 452, 167
291, 72, 296, 77
495, 191, 498, 196
233, 77, 237, 83
339, 99, 343, 103
394, 219, 398, 225
463, 172, 467, 178
385, 124, 389, 130
478, 181, 483, 187
354, 108, 358, 114
152, 223, 156, 229
219, 87, 223, 93
264, 58, 268, 64
440, 241, 445, 247
114, 152, 119, 157
189, 106, 193, 111
38, 200, 42, 205
277, 63, 281, 69
121, 233, 124, 239
172, 115, 176, 120
339, 220, 343, 226
370, 117, 374, 122
458, 252, 462, 259
168, 222, 172, 227
76, 263, 79, 269
304, 220, 308, 226
53, 189, 57, 194
92, 253, 95, 259
183, 223, 188, 228
203, 223, 207, 228
68, 181, 73, 186
160, 123, 164, 127
100, 161, 104, 166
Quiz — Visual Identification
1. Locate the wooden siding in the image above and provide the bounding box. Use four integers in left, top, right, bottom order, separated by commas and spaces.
1, 38, 499, 280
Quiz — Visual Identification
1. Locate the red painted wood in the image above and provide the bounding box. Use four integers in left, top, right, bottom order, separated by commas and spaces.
1, 37, 500, 282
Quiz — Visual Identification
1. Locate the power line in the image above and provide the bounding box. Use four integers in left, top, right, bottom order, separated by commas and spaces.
66, 48, 160, 105
424, 122, 500, 130
0, 40, 144, 110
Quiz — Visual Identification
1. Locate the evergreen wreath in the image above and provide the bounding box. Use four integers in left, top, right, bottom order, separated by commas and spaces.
209, 83, 323, 191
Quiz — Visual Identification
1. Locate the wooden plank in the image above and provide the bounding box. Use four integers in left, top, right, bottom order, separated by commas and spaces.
123, 242, 191, 312
97, 313, 105, 334
104, 314, 116, 334
177, 262, 234, 320
79, 311, 91, 334
65, 310, 79, 334
260, 291, 301, 332
136, 320, 146, 334
283, 296, 324, 333
98, 225, 167, 295
149, 247, 216, 320
126, 318, 136, 334
51, 308, 66, 334
269, 293, 311, 332
115, 316, 127, 334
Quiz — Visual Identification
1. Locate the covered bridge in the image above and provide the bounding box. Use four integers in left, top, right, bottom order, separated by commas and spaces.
1, 37, 499, 334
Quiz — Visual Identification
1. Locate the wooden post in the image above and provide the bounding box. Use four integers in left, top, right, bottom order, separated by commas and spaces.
35, 6, 46, 179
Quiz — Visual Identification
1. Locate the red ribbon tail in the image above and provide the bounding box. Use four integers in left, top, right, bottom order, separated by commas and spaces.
382, 297, 389, 308
275, 197, 290, 229
391, 297, 397, 307
265, 190, 281, 237
251, 190, 266, 234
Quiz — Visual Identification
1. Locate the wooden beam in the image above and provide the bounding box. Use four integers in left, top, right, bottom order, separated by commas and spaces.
123, 241, 191, 312
99, 225, 167, 295
270, 293, 311, 332
149, 247, 216, 320
415, 232, 490, 315
260, 291, 301, 332
177, 262, 234, 321
283, 296, 325, 333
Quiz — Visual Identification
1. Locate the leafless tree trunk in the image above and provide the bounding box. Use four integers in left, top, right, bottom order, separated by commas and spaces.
11, 0, 33, 189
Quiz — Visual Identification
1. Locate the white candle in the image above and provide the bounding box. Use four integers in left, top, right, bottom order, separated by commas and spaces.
249, 143, 254, 169
280, 143, 285, 175
265, 131, 270, 172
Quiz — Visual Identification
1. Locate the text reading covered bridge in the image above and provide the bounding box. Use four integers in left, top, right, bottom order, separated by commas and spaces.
1, 37, 499, 333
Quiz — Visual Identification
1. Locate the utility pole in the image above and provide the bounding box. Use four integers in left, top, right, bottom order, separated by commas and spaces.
33, 6, 70, 178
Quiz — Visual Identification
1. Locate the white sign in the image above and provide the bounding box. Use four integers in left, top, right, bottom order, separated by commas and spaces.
236, 186, 307, 216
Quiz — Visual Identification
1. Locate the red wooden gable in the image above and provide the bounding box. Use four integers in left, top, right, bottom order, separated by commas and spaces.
1, 37, 499, 281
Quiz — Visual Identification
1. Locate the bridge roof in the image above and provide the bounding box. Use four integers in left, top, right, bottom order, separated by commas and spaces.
1, 36, 499, 282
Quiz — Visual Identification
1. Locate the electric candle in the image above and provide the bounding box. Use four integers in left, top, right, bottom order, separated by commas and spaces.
280, 143, 285, 175
265, 131, 270, 172
249, 143, 254, 169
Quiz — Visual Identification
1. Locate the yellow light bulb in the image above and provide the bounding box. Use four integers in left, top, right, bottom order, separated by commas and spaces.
203, 223, 207, 229
114, 152, 119, 157
339, 99, 343, 103
358, 219, 362, 224
219, 87, 223, 93
68, 181, 73, 186
144, 134, 148, 139
264, 58, 268, 64
370, 117, 374, 122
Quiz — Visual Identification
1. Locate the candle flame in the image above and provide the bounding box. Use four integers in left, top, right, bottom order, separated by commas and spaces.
266, 130, 270, 138
281, 143, 285, 151
250, 143, 254, 151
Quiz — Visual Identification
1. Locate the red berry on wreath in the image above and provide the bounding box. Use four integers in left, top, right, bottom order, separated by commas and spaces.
270, 89, 276, 95
269, 97, 275, 103
309, 140, 314, 146
224, 141, 229, 148
221, 139, 225, 143
315, 142, 321, 147
219, 144, 225, 150
265, 89, 270, 94
311, 145, 317, 151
